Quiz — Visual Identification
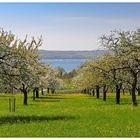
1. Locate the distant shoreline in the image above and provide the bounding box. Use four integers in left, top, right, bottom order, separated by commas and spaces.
41, 58, 89, 59
39, 49, 110, 59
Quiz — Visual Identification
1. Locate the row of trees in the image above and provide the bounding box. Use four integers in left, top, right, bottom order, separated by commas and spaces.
1, 28, 140, 106
73, 29, 140, 106
0, 29, 62, 105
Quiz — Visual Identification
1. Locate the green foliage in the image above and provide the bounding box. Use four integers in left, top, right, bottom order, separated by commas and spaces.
0, 29, 42, 92
55, 66, 66, 77
0, 28, 62, 104
74, 28, 140, 105
45, 67, 63, 89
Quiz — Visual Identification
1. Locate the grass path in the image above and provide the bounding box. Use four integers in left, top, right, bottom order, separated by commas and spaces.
0, 93, 140, 137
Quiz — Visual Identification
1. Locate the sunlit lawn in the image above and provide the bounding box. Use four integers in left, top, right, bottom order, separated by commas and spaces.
0, 92, 140, 137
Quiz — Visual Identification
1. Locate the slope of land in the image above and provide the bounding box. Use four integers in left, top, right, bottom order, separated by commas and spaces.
39, 50, 110, 59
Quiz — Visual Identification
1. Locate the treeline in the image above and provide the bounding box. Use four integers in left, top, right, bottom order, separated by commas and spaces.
0, 29, 63, 105
39, 50, 110, 59
72, 29, 140, 106
1, 28, 140, 106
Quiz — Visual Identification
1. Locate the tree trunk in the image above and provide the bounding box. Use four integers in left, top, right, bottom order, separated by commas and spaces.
116, 85, 121, 104
23, 90, 28, 105
33, 89, 35, 101
51, 88, 55, 94
103, 84, 107, 101
86, 88, 89, 94
92, 89, 95, 96
89, 89, 92, 95
131, 84, 137, 106
138, 90, 140, 96
22, 84, 28, 105
84, 88, 87, 94
131, 73, 137, 106
47, 88, 50, 94
96, 85, 100, 99
129, 89, 131, 95
35, 87, 39, 98
41, 88, 44, 95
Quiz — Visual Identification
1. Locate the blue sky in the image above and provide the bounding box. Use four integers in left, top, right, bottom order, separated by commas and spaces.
0, 3, 140, 50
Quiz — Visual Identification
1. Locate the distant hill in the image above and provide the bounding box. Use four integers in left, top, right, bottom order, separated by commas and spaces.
39, 50, 110, 59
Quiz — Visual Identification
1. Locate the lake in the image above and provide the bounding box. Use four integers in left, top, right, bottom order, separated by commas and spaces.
41, 58, 88, 72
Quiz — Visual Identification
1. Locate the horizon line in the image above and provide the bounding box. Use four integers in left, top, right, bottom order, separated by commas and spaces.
38, 49, 107, 51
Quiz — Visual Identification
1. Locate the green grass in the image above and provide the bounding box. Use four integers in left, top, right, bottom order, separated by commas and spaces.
0, 92, 140, 137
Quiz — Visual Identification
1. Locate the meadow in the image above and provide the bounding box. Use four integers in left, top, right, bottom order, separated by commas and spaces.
0, 92, 140, 137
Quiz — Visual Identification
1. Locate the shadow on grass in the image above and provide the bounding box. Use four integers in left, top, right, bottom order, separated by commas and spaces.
45, 94, 62, 96
0, 95, 16, 98
0, 115, 77, 125
35, 99, 60, 102
39, 97, 70, 100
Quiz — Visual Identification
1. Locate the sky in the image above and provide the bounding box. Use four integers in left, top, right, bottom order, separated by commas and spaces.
0, 3, 140, 50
